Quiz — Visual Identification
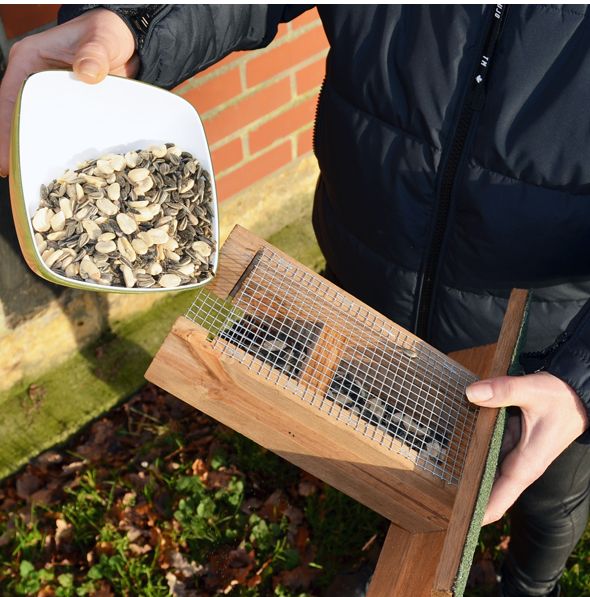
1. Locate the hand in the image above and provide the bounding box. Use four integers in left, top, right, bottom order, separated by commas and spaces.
466, 371, 589, 525
0, 8, 139, 176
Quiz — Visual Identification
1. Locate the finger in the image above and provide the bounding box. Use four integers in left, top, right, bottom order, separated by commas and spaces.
0, 45, 35, 176
466, 375, 533, 409
499, 413, 521, 463
72, 40, 111, 84
482, 465, 535, 525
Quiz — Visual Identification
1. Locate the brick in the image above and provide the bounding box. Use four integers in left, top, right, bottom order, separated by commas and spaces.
297, 127, 314, 157
296, 58, 326, 95
249, 96, 316, 154
246, 25, 329, 88
216, 141, 292, 200
211, 138, 243, 175
0, 5, 59, 39
182, 66, 242, 115
275, 21, 289, 41
291, 8, 321, 29
202, 78, 291, 145
200, 51, 245, 78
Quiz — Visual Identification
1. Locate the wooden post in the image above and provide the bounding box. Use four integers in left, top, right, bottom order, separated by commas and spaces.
366, 525, 446, 597
365, 289, 528, 596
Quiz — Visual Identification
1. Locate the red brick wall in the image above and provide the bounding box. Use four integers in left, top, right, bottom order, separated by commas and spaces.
1, 6, 328, 202
0, 5, 59, 39
175, 9, 328, 201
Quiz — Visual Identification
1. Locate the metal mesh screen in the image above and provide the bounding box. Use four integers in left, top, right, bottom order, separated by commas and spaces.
186, 247, 479, 485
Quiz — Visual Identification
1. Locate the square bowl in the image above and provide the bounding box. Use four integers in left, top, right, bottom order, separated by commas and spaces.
9, 70, 219, 293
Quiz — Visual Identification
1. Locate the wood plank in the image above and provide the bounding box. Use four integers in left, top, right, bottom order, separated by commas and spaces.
146, 317, 455, 532
449, 343, 497, 379
299, 326, 347, 399
433, 289, 529, 593
366, 525, 446, 597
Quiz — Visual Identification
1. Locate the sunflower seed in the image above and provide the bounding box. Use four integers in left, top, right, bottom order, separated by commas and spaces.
32, 146, 215, 288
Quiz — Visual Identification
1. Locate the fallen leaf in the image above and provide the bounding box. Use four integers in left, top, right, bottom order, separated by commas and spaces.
191, 458, 208, 482
169, 551, 205, 578
240, 497, 262, 515
166, 572, 187, 597
467, 556, 497, 588
16, 472, 42, 500
498, 534, 511, 551
90, 581, 115, 597
35, 451, 63, 467
275, 564, 320, 590
55, 518, 73, 548
260, 490, 289, 521
60, 460, 86, 477
129, 543, 152, 555
298, 478, 319, 497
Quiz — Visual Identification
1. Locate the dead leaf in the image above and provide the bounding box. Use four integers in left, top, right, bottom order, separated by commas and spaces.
294, 526, 310, 552
129, 543, 152, 555
191, 458, 208, 482
467, 556, 497, 588
95, 541, 114, 556
284, 504, 303, 525
55, 518, 73, 548
169, 551, 205, 578
16, 472, 42, 500
35, 451, 63, 467
166, 572, 187, 597
260, 490, 289, 521
298, 477, 319, 497
276, 564, 320, 590
240, 497, 262, 515
498, 534, 511, 551
61, 460, 86, 477
90, 581, 115, 597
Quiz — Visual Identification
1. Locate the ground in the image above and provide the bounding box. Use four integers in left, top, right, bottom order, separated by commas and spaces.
2, 382, 590, 596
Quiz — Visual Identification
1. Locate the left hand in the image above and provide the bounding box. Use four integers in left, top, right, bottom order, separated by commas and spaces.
466, 371, 589, 525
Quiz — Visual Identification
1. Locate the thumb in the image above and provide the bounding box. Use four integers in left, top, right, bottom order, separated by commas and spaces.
466, 376, 526, 409
72, 40, 111, 84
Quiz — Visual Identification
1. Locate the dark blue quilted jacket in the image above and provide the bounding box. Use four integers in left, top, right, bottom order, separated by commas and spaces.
60, 5, 590, 418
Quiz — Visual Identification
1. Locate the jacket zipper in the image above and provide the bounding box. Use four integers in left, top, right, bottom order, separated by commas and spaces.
312, 77, 326, 157
415, 4, 508, 339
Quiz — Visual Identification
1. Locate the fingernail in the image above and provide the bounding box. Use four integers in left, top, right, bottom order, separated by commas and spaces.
466, 382, 494, 403
77, 58, 102, 81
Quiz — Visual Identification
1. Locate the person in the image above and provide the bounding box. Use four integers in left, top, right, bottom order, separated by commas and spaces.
2, 6, 589, 596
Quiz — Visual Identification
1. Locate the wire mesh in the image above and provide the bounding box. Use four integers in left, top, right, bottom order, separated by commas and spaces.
186, 247, 479, 485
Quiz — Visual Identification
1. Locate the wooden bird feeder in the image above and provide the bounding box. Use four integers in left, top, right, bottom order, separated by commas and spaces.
146, 225, 528, 596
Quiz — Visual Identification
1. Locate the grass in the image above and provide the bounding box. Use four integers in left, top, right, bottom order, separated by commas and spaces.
0, 388, 385, 596
0, 209, 324, 482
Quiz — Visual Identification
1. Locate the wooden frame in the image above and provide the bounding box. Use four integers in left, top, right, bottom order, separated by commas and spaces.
146, 225, 528, 596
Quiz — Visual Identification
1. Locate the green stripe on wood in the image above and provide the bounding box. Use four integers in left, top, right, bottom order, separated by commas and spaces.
453, 294, 531, 597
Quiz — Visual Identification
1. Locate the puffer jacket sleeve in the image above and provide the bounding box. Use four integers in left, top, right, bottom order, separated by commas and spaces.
58, 5, 313, 89
521, 300, 590, 423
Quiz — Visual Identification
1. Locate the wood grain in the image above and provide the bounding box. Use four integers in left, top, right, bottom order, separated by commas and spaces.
433, 289, 529, 593
367, 525, 446, 597
146, 317, 454, 532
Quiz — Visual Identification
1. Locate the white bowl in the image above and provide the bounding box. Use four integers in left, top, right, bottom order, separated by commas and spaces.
9, 70, 219, 293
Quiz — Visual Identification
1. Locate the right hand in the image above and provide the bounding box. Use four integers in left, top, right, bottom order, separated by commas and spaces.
0, 8, 139, 176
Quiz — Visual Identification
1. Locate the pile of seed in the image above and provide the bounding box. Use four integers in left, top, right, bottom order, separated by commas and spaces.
31, 144, 215, 289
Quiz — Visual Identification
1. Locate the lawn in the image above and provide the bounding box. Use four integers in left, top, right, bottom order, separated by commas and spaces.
2, 383, 590, 597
